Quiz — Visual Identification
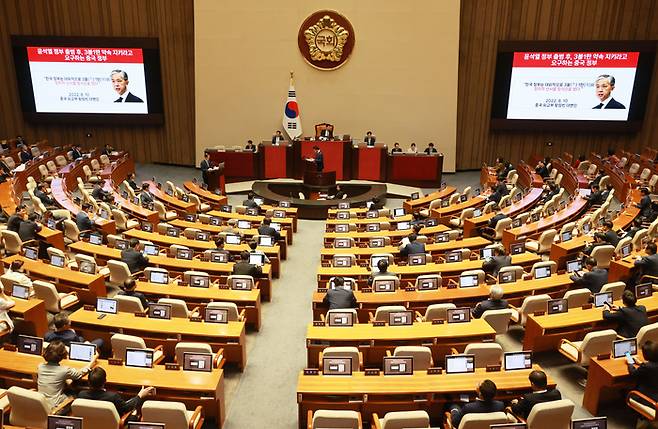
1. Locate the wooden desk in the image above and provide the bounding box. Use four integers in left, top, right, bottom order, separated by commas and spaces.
480, 166, 498, 189
2, 254, 106, 305
100, 153, 135, 183
68, 241, 273, 302
402, 186, 456, 212
296, 366, 551, 429
0, 348, 226, 425
582, 355, 639, 415
103, 180, 160, 224
184, 180, 228, 209
147, 181, 196, 214
325, 214, 413, 226
69, 308, 247, 371
430, 196, 488, 225
323, 224, 450, 247
135, 280, 261, 331
207, 209, 296, 238
50, 178, 117, 235
9, 297, 48, 337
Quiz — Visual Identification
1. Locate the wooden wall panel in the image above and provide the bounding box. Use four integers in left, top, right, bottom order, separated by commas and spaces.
457, 0, 658, 170
0, 0, 195, 166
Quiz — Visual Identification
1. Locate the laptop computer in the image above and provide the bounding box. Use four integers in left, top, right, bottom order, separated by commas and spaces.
96, 297, 117, 314
396, 221, 411, 231
373, 279, 395, 292
594, 292, 613, 308
408, 254, 427, 266
636, 283, 653, 298
143, 244, 160, 256
78, 260, 96, 274
510, 242, 525, 254
225, 234, 241, 245
258, 236, 274, 247
613, 338, 637, 358
369, 237, 385, 248
534, 266, 551, 279
392, 208, 405, 218
176, 248, 193, 260
334, 238, 351, 248
499, 271, 515, 284
566, 259, 582, 273
249, 253, 265, 266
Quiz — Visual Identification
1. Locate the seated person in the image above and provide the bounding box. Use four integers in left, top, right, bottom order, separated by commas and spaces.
634, 242, 658, 278
4, 260, 33, 288
18, 212, 42, 242
78, 367, 155, 421
570, 257, 608, 294
448, 379, 505, 427
245, 139, 256, 152
627, 340, 658, 404
540, 183, 559, 204
331, 184, 346, 200
323, 276, 357, 310
410, 211, 426, 226
7, 205, 27, 232
19, 145, 33, 164
585, 184, 604, 206
603, 290, 649, 338
510, 370, 561, 419
636, 187, 653, 220
248, 240, 270, 264
472, 285, 508, 318
601, 220, 620, 247
408, 142, 418, 154
258, 218, 281, 242
91, 184, 112, 203
366, 197, 384, 211
486, 204, 506, 229
364, 131, 376, 145
70, 144, 83, 160
623, 218, 643, 240
242, 192, 259, 209
399, 233, 425, 258
582, 231, 615, 257
423, 142, 438, 155
45, 313, 104, 349
606, 148, 620, 164
101, 144, 114, 156
368, 259, 396, 286
121, 238, 149, 274
535, 160, 549, 178
139, 183, 154, 205
213, 237, 231, 259
488, 179, 508, 204
482, 246, 511, 277
271, 130, 284, 144
118, 278, 149, 309
391, 142, 402, 153
76, 203, 95, 232
35, 182, 56, 206
232, 251, 262, 277
601, 183, 613, 202
37, 340, 95, 408
126, 173, 138, 190
589, 171, 605, 188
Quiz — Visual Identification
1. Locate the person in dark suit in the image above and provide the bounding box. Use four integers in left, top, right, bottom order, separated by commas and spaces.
76, 204, 94, 232
488, 179, 509, 204
482, 246, 512, 277
118, 278, 149, 309
319, 128, 331, 140
391, 142, 402, 154
367, 197, 384, 211
636, 188, 653, 220
245, 140, 256, 152
313, 146, 324, 172
78, 367, 154, 420
364, 131, 376, 146
271, 131, 284, 144
627, 341, 658, 404
332, 184, 346, 200
91, 184, 112, 203
487, 205, 506, 229
242, 192, 259, 209
121, 238, 149, 274
232, 251, 262, 277
101, 144, 114, 156
539, 183, 560, 205
449, 379, 505, 427
585, 184, 604, 207
570, 257, 608, 294
45, 313, 103, 349
603, 290, 649, 338
70, 145, 83, 160
7, 205, 26, 233
423, 142, 438, 155
624, 218, 644, 241
368, 259, 396, 286
600, 183, 613, 203
601, 220, 620, 248
35, 182, 55, 207
510, 370, 562, 419
19, 145, 33, 164
400, 234, 425, 258
126, 173, 138, 190
200, 152, 213, 186
258, 218, 281, 242
635, 242, 658, 279
111, 70, 144, 103
139, 183, 154, 205
592, 75, 625, 109
535, 160, 550, 178
323, 277, 357, 310
18, 212, 42, 242
472, 285, 509, 318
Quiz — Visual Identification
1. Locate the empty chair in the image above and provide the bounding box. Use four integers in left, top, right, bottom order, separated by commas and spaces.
372, 275, 400, 292
371, 410, 429, 429
591, 245, 615, 269
449, 208, 475, 228
333, 254, 356, 267
636, 322, 658, 347
586, 163, 598, 177
333, 237, 355, 248
615, 236, 632, 256
112, 209, 139, 231
563, 288, 592, 308
632, 229, 649, 251
154, 201, 177, 221
46, 160, 58, 175
110, 333, 164, 363
393, 346, 433, 370
74, 254, 110, 276
7, 386, 65, 428
525, 229, 557, 254
158, 298, 200, 318
525, 399, 575, 429
498, 265, 524, 280
445, 411, 511, 429
156, 222, 172, 234
419, 198, 442, 217
413, 274, 442, 291
640, 168, 652, 182
38, 165, 53, 183
420, 303, 456, 321
649, 174, 658, 192
626, 390, 657, 423
183, 227, 202, 239
33, 280, 79, 313
463, 343, 503, 368
188, 193, 211, 212
531, 261, 557, 277
3, 156, 16, 170
82, 165, 101, 183
100, 154, 111, 166
206, 302, 244, 322
481, 309, 514, 335
175, 342, 222, 368
600, 281, 626, 301
448, 193, 461, 205
511, 294, 551, 326
227, 275, 256, 290
90, 158, 102, 173
558, 329, 617, 366
106, 260, 133, 287
456, 269, 485, 285
71, 398, 122, 429
309, 410, 361, 429
481, 201, 496, 214
481, 217, 512, 241
320, 346, 362, 371
62, 219, 83, 243
1, 230, 28, 255
372, 305, 407, 323
114, 295, 145, 313
141, 400, 204, 429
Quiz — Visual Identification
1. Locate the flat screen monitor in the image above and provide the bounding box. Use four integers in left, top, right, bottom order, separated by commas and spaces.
48, 416, 83, 429
89, 233, 103, 245
621, 243, 632, 257
196, 231, 209, 241
393, 208, 405, 218
510, 242, 525, 254
446, 251, 462, 262
447, 308, 471, 323
417, 277, 439, 291
336, 211, 350, 220
237, 220, 251, 229
328, 311, 354, 326
50, 254, 65, 268
133, 196, 140, 205
504, 351, 533, 370
370, 255, 388, 268
99, 209, 110, 220
253, 197, 264, 206
125, 348, 154, 368
69, 342, 96, 362
369, 238, 385, 248
445, 354, 475, 374
410, 192, 420, 200
126, 423, 165, 429
330, 278, 353, 290
209, 251, 228, 263
148, 303, 171, 319
441, 199, 450, 208
47, 218, 58, 229
279, 201, 291, 208
481, 247, 494, 259
189, 275, 209, 288
322, 356, 353, 376
582, 222, 592, 234
561, 231, 572, 242
24, 247, 39, 260
334, 224, 349, 233
258, 236, 274, 247
143, 244, 159, 256
374, 279, 395, 292
636, 283, 653, 298
572, 417, 607, 429
473, 208, 483, 217
270, 222, 282, 232
78, 260, 96, 274
149, 271, 169, 285
566, 259, 582, 273
221, 205, 232, 213
408, 254, 426, 266
534, 266, 551, 279
176, 248, 193, 260
209, 216, 221, 226
337, 202, 350, 209
366, 223, 380, 232
166, 227, 180, 237
184, 213, 196, 222
396, 221, 411, 231
547, 298, 568, 315
459, 194, 468, 202
183, 352, 213, 372
273, 209, 286, 218
383, 357, 413, 375
115, 239, 128, 250
96, 297, 117, 314
512, 218, 522, 228
204, 307, 228, 323
231, 278, 252, 290
531, 212, 541, 222
459, 274, 479, 288
594, 292, 613, 308
141, 222, 153, 232
334, 238, 351, 248
17, 335, 43, 355
225, 234, 241, 245
435, 233, 450, 243
499, 271, 516, 284
426, 218, 439, 227
249, 253, 265, 266
388, 310, 413, 326
613, 338, 637, 358
366, 210, 378, 219
11, 283, 30, 299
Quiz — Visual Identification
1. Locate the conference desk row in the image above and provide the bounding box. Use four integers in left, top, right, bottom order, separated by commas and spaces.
206, 141, 444, 187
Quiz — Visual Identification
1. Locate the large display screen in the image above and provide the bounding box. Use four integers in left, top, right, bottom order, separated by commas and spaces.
12, 36, 163, 124
491, 41, 655, 131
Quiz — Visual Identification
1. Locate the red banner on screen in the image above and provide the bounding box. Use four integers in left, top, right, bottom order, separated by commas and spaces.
27, 47, 144, 63
513, 52, 639, 68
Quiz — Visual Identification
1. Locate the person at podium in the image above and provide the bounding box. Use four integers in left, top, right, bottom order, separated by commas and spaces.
319, 128, 331, 141
272, 130, 284, 145
245, 140, 256, 152
312, 146, 324, 172
423, 142, 438, 155
200, 152, 213, 186
364, 131, 376, 146
391, 142, 403, 154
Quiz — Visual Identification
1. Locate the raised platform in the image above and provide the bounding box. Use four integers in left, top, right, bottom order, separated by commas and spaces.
251, 181, 387, 219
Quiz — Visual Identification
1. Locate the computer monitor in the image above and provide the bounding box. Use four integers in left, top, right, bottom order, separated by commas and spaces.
504, 351, 532, 370
258, 236, 274, 247
78, 260, 96, 274
96, 297, 117, 314
373, 279, 395, 292
582, 223, 592, 234
17, 335, 43, 355
370, 255, 388, 269
115, 239, 128, 250
561, 231, 572, 242
182, 352, 213, 372
176, 248, 193, 260
335, 224, 349, 233
338, 202, 350, 209
426, 218, 439, 227
566, 259, 582, 273
330, 278, 353, 290
445, 354, 475, 374
126, 423, 165, 429
512, 218, 522, 228
185, 213, 197, 222
473, 208, 483, 217
459, 274, 479, 288
336, 211, 350, 220
148, 303, 172, 319
490, 424, 527, 429
68, 342, 96, 362
189, 275, 210, 288
279, 200, 291, 208
435, 233, 450, 243
221, 205, 232, 213
270, 222, 282, 232
143, 244, 160, 256
225, 234, 241, 245
547, 298, 568, 315
142, 221, 154, 231
367, 223, 380, 232
125, 348, 154, 368
209, 251, 228, 263
11, 283, 30, 300
328, 311, 354, 326
441, 199, 450, 208
499, 271, 515, 284
273, 209, 286, 218
534, 266, 551, 279
48, 416, 83, 429
636, 283, 653, 299
23, 246, 38, 260
205, 307, 228, 323
231, 279, 252, 290
474, 188, 481, 197
366, 210, 378, 219
322, 356, 353, 375
99, 209, 110, 220
447, 308, 471, 323
165, 188, 173, 196
408, 254, 427, 266
459, 194, 468, 202
613, 338, 638, 358
571, 417, 607, 429
396, 221, 411, 231
253, 197, 264, 206
480, 248, 494, 259
369, 238, 385, 248
237, 220, 251, 229
50, 254, 65, 268
47, 218, 58, 230
531, 212, 540, 222
249, 253, 265, 266
417, 277, 439, 290
594, 292, 614, 308
388, 310, 413, 326
334, 238, 351, 248
89, 233, 103, 245
166, 227, 180, 237
446, 251, 462, 262
393, 208, 405, 218
133, 196, 140, 205
196, 231, 210, 241
209, 216, 221, 226
383, 357, 414, 375
149, 271, 169, 285
411, 192, 420, 200
510, 242, 525, 254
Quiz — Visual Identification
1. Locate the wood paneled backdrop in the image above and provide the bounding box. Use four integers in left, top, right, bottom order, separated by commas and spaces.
0, 0, 195, 165
457, 0, 658, 170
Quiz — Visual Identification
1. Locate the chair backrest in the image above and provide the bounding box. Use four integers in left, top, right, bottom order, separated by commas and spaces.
312, 410, 361, 429
637, 322, 658, 347
326, 308, 358, 322
32, 280, 62, 313
519, 294, 551, 325
374, 305, 407, 322
580, 329, 617, 365
100, 154, 111, 165
462, 186, 472, 199
115, 295, 145, 313
111, 333, 147, 359
7, 386, 50, 428
498, 265, 524, 279
428, 199, 442, 210
457, 411, 510, 429
424, 303, 456, 321
591, 245, 615, 269
1, 230, 23, 254
393, 346, 433, 370
107, 260, 132, 284
587, 164, 598, 176
175, 342, 213, 365
449, 193, 460, 205
158, 298, 189, 318
615, 236, 632, 255
482, 309, 514, 334
46, 160, 57, 174
90, 158, 101, 171
111, 209, 129, 229
153, 201, 167, 218
600, 281, 625, 301
141, 400, 193, 428
381, 410, 430, 429
641, 168, 652, 181
493, 218, 512, 239
3, 156, 16, 169
461, 269, 484, 284
38, 164, 49, 178
537, 229, 557, 252
632, 229, 649, 251
82, 164, 93, 178
63, 219, 80, 241
463, 343, 503, 368
563, 288, 593, 308
206, 302, 240, 321
526, 399, 574, 429
227, 275, 255, 289
72, 398, 120, 429
322, 346, 361, 370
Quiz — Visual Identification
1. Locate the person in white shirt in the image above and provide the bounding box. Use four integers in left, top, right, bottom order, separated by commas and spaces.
4, 260, 33, 289
408, 142, 418, 154
0, 288, 16, 333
